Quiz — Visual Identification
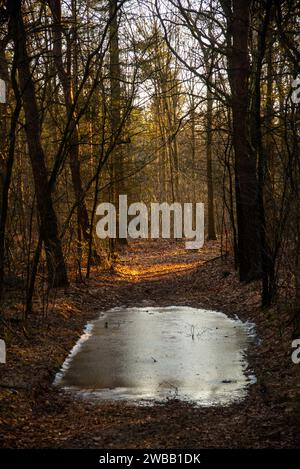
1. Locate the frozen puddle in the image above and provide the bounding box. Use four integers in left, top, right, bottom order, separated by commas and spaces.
54, 306, 256, 406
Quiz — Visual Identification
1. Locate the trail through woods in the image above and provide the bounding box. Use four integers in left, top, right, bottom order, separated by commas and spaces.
0, 241, 299, 448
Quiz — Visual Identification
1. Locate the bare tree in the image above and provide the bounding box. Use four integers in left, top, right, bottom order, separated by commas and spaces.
8, 0, 68, 287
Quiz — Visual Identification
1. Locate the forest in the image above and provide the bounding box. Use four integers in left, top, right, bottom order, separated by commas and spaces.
0, 0, 299, 453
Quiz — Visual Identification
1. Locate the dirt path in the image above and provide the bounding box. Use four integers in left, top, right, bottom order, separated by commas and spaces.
0, 240, 299, 448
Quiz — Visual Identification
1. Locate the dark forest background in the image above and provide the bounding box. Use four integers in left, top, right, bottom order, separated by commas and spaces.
0, 0, 299, 333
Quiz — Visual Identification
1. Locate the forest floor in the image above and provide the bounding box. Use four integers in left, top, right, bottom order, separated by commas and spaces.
0, 239, 299, 448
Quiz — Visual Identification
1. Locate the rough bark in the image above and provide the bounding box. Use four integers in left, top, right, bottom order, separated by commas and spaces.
8, 0, 68, 288
227, 0, 262, 281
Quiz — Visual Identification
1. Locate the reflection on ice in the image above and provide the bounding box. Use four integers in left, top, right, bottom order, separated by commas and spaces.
54, 306, 256, 406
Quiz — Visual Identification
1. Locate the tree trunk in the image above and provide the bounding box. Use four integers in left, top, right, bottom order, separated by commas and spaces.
8, 0, 68, 288
0, 40, 8, 230
250, 1, 273, 304
229, 0, 262, 281
0, 39, 10, 302
109, 0, 126, 248
48, 0, 99, 263
206, 85, 216, 240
